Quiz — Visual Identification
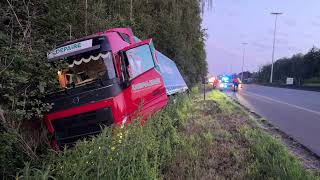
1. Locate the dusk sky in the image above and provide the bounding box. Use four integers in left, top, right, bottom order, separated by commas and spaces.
203, 0, 320, 75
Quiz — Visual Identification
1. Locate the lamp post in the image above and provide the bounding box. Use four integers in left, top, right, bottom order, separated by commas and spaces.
241, 42, 248, 82
270, 12, 283, 83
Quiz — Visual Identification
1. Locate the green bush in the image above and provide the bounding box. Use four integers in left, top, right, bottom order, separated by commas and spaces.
191, 86, 200, 94
0, 131, 30, 178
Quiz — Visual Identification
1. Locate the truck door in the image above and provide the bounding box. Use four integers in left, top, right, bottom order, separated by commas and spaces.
120, 39, 168, 120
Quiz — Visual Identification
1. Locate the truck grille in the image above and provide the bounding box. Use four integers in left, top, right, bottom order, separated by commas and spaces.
52, 107, 114, 149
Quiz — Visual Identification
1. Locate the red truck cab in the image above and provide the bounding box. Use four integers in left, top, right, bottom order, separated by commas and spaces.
45, 28, 168, 150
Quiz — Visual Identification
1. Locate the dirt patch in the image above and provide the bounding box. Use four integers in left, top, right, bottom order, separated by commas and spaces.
184, 118, 203, 135
165, 96, 253, 179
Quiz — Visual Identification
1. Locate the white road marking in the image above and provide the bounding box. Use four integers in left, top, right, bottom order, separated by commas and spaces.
240, 91, 320, 117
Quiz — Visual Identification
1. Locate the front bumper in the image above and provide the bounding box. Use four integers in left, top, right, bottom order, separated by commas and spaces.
51, 107, 114, 149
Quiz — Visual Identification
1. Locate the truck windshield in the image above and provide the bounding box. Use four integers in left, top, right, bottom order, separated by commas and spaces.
57, 52, 116, 88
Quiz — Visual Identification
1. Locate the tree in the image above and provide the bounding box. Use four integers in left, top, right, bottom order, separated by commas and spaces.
0, 0, 209, 176
256, 47, 320, 85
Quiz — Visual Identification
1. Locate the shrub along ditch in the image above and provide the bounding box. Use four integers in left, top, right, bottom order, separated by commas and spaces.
14, 95, 190, 179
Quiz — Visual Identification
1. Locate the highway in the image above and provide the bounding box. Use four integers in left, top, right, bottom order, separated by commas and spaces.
226, 84, 320, 156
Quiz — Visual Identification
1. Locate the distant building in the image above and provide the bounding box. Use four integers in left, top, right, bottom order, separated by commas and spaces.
238, 71, 252, 83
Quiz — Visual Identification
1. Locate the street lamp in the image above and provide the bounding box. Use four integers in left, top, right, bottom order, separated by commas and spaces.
241, 42, 248, 82
270, 12, 283, 83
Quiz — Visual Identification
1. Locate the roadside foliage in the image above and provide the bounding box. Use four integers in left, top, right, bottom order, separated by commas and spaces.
256, 47, 320, 85
0, 0, 207, 177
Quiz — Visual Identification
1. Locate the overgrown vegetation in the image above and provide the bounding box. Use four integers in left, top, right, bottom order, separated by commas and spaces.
0, 0, 208, 177
1, 0, 318, 179
7, 90, 318, 179
256, 47, 320, 85
14, 95, 191, 179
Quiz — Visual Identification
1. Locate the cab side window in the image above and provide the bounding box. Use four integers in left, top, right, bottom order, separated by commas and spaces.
126, 45, 155, 80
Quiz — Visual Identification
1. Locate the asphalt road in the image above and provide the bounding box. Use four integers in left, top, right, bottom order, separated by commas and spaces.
226, 84, 320, 156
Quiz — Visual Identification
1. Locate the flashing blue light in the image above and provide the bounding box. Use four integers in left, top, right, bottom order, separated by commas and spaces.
222, 76, 229, 82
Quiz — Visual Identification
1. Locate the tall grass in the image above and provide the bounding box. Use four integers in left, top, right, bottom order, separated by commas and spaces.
9, 90, 320, 179
244, 129, 316, 180
15, 95, 191, 179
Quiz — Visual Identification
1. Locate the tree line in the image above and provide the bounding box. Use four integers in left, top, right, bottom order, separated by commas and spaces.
256, 47, 320, 85
0, 0, 208, 177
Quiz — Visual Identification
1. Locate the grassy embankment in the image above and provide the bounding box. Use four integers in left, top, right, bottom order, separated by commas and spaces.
16, 89, 319, 179
304, 77, 320, 87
